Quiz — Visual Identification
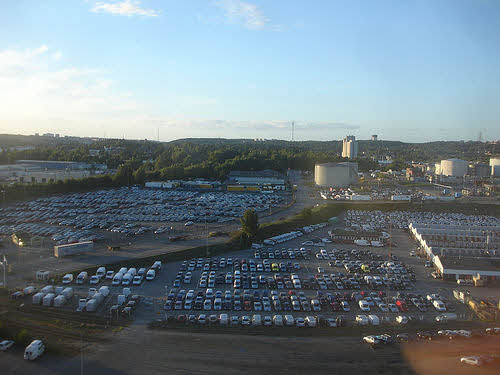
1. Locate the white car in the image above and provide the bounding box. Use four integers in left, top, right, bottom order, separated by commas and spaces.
263, 315, 273, 326
359, 300, 370, 312
378, 303, 389, 312
89, 275, 100, 285
0, 340, 14, 351
203, 299, 212, 311
460, 356, 483, 366
363, 335, 379, 345
133, 275, 144, 285
433, 300, 446, 312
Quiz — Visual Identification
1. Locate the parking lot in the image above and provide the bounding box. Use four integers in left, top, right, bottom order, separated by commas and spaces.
0, 187, 286, 246
25, 222, 474, 329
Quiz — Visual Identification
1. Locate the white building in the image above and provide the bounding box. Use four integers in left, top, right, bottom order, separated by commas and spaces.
342, 136, 358, 159
490, 157, 500, 177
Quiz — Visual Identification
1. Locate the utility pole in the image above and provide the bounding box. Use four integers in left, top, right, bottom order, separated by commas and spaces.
0, 255, 7, 288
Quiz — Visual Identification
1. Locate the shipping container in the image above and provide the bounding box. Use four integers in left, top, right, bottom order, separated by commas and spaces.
54, 241, 94, 258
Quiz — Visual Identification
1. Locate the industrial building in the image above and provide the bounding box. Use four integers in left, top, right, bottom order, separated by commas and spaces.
469, 162, 491, 178
439, 158, 468, 177
341, 135, 358, 159
314, 162, 358, 187
491, 157, 500, 177
409, 222, 500, 281
227, 170, 286, 191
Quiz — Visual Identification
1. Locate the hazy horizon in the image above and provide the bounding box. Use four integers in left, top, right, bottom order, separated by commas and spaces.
1, 1, 499, 142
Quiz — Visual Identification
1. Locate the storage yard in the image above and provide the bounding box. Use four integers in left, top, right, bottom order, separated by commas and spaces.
12, 212, 499, 327
0, 187, 285, 246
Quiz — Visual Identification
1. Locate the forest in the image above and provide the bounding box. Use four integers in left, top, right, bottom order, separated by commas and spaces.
0, 134, 497, 202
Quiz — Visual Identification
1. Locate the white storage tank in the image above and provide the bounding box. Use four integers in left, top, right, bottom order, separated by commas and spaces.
32, 292, 45, 305
314, 162, 359, 187
42, 293, 55, 307
440, 158, 468, 177
53, 295, 67, 307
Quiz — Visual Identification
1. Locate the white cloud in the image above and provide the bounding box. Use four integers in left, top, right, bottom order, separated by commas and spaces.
52, 51, 62, 61
0, 45, 139, 136
91, 0, 159, 17
213, 0, 269, 30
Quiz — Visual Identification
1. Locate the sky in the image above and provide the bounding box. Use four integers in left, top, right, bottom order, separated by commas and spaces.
0, 0, 499, 142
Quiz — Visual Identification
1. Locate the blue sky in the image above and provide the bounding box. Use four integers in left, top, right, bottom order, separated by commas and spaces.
1, 0, 499, 142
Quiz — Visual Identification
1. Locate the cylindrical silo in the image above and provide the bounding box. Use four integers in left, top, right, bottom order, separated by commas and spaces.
440, 159, 468, 177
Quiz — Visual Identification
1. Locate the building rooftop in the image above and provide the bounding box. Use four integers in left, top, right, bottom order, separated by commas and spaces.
228, 170, 283, 178
439, 256, 500, 272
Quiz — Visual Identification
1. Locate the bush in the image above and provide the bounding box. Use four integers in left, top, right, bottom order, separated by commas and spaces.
16, 328, 32, 345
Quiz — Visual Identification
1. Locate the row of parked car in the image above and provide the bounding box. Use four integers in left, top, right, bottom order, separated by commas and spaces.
0, 187, 284, 243
161, 313, 325, 327
345, 210, 500, 231
63, 261, 162, 287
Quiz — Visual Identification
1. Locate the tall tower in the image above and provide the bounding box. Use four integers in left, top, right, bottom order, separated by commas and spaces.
342, 135, 358, 159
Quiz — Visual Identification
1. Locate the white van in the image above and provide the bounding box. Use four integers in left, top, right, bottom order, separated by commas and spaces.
24, 340, 45, 360
62, 274, 73, 284
121, 274, 132, 286
151, 261, 162, 271
96, 267, 106, 278
145, 269, 156, 281
76, 272, 88, 285
112, 273, 123, 286
252, 314, 262, 326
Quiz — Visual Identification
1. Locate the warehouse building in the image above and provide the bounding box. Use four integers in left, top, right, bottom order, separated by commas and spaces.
314, 162, 358, 187
409, 222, 500, 281
227, 170, 286, 191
